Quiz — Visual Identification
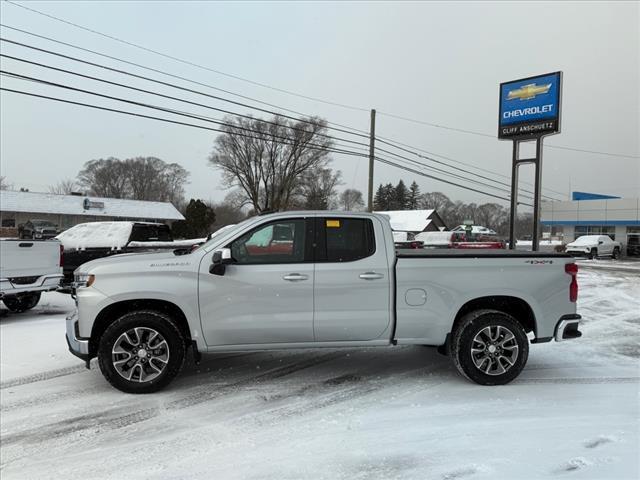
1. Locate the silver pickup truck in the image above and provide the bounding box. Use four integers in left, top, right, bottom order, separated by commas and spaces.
1, 239, 64, 312
66, 211, 582, 393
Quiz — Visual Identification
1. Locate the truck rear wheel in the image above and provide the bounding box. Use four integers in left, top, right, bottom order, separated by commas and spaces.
451, 309, 529, 386
97, 310, 186, 394
2, 292, 41, 312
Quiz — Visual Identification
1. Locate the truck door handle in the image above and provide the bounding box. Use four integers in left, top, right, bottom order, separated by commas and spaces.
359, 272, 384, 280
283, 273, 308, 282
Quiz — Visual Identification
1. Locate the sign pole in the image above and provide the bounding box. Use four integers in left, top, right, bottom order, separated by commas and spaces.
532, 137, 544, 251
499, 71, 562, 252
508, 140, 520, 250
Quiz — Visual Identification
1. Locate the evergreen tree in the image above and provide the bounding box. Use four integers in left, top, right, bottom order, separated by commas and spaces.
407, 181, 420, 209
391, 180, 408, 209
172, 199, 216, 238
373, 184, 386, 210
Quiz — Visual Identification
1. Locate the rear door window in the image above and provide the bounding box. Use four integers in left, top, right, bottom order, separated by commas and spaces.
316, 217, 375, 262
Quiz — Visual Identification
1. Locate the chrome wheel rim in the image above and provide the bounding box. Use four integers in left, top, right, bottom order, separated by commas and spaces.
112, 327, 170, 383
471, 325, 519, 376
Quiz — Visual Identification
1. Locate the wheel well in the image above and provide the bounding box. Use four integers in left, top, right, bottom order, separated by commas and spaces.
90, 299, 192, 355
451, 296, 536, 336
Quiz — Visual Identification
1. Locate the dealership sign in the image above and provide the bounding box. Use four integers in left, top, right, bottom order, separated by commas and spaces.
83, 198, 105, 210
498, 72, 562, 139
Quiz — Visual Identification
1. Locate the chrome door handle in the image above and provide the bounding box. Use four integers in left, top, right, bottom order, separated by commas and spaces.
359, 272, 384, 280
283, 273, 308, 282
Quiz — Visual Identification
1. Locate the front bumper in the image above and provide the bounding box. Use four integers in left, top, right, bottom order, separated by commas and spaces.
65, 309, 91, 362
554, 314, 582, 342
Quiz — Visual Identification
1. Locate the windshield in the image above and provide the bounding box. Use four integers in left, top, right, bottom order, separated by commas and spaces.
199, 217, 255, 250
572, 235, 599, 245
31, 220, 56, 227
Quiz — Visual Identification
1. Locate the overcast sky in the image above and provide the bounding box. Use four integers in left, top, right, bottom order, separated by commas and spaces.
1, 1, 638, 207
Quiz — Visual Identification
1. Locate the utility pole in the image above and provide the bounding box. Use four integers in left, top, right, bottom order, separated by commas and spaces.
367, 108, 376, 212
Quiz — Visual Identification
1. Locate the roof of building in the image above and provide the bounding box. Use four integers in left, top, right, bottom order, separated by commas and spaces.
374, 209, 436, 232
0, 190, 184, 221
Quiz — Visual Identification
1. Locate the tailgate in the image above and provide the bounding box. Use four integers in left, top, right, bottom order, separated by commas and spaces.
0, 240, 62, 278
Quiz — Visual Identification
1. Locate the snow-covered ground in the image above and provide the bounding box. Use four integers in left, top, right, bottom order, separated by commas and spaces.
1, 264, 638, 479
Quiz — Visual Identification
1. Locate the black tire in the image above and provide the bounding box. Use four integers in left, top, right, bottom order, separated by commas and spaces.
451, 309, 529, 386
589, 248, 597, 260
2, 292, 41, 312
612, 247, 620, 260
97, 310, 186, 394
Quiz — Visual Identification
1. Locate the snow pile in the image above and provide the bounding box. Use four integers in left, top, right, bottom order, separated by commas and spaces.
516, 240, 564, 252
392, 231, 408, 242
56, 222, 134, 250
414, 231, 452, 246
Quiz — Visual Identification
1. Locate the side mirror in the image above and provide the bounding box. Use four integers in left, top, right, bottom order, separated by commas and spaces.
598, 241, 604, 245
209, 248, 233, 275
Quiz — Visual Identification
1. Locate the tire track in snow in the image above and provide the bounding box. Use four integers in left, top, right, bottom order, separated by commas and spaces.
1, 352, 345, 449
0, 364, 91, 389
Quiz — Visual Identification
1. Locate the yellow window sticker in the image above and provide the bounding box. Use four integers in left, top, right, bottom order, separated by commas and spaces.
326, 219, 341, 228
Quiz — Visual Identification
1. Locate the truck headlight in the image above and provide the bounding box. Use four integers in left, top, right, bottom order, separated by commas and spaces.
74, 273, 95, 288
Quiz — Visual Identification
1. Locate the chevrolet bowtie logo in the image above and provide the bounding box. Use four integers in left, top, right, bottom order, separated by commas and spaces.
507, 83, 552, 101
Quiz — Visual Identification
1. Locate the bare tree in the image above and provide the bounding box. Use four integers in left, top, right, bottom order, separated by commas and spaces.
49, 178, 78, 195
339, 188, 365, 211
419, 191, 453, 212
294, 166, 342, 210
208, 115, 333, 212
77, 158, 130, 198
76, 157, 189, 205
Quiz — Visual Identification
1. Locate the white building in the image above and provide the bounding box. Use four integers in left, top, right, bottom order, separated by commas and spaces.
374, 209, 447, 240
0, 190, 184, 231
541, 196, 640, 248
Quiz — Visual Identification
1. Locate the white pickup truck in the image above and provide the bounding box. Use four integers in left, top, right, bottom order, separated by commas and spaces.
0, 239, 64, 312
66, 211, 582, 393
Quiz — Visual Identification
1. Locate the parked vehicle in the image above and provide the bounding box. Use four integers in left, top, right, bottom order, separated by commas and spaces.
0, 239, 64, 312
452, 225, 498, 237
56, 221, 175, 283
565, 235, 621, 259
416, 231, 504, 250
18, 219, 59, 239
66, 211, 582, 393
415, 231, 465, 248
626, 235, 640, 257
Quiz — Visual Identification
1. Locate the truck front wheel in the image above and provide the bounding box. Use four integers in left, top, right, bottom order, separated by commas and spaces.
97, 310, 186, 393
451, 309, 529, 386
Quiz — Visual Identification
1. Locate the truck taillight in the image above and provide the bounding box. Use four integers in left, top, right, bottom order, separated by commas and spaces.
565, 263, 578, 302
59, 244, 64, 267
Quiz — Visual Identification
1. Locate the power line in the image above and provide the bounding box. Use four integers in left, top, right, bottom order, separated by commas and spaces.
4, 0, 371, 113
375, 134, 568, 198
0, 52, 371, 149
1, 86, 528, 204
0, 71, 369, 156
373, 149, 527, 200
2, 10, 634, 162
377, 111, 639, 160
375, 139, 561, 201
0, 35, 371, 142
0, 24, 371, 138
4, 69, 525, 201
0, 49, 548, 199
374, 155, 533, 207
0, 86, 369, 160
